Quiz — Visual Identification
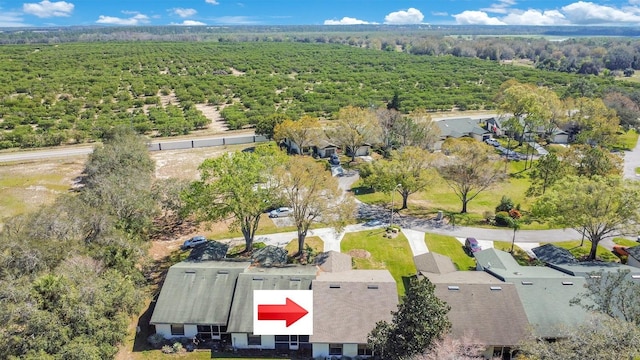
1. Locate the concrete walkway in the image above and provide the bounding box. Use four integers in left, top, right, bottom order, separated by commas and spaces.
402, 228, 429, 255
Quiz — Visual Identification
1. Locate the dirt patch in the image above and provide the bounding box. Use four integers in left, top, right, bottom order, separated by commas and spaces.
151, 143, 249, 180
195, 103, 229, 132
229, 67, 245, 76
348, 249, 371, 259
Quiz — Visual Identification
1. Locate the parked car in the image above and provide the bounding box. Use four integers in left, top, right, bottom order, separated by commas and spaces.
484, 138, 500, 147
329, 154, 340, 166
465, 237, 482, 254
613, 245, 630, 257
182, 235, 207, 249
269, 207, 292, 218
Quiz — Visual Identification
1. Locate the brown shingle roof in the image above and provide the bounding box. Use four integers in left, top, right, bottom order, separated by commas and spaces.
310, 270, 398, 344
425, 270, 529, 347
315, 251, 352, 273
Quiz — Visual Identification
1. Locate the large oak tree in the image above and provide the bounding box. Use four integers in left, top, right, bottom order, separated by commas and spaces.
183, 144, 287, 252
437, 138, 506, 213
532, 175, 640, 260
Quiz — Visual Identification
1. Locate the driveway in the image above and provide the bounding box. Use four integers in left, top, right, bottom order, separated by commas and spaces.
623, 135, 640, 179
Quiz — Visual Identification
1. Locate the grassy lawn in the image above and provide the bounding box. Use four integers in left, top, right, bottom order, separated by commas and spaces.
341, 229, 416, 295
543, 241, 619, 263
284, 236, 324, 255
612, 129, 639, 151
354, 160, 553, 230
424, 234, 476, 271
613, 237, 640, 247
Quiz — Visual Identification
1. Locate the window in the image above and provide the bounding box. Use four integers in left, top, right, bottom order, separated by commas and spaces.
197, 325, 225, 339
358, 344, 373, 356
171, 324, 185, 336
329, 344, 343, 356
275, 335, 302, 350
248, 335, 262, 346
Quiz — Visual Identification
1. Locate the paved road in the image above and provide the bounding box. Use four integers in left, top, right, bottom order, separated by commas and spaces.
623, 135, 640, 179
0, 132, 258, 163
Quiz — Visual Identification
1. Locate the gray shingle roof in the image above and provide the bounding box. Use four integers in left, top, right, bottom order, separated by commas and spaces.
186, 241, 229, 262
437, 118, 485, 138
532, 244, 578, 265
150, 261, 250, 325
310, 270, 398, 344
627, 246, 640, 261
414, 252, 457, 274
226, 266, 317, 333
432, 281, 528, 347
547, 261, 640, 277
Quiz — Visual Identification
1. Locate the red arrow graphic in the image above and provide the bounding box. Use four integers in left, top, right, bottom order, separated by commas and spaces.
258, 298, 308, 327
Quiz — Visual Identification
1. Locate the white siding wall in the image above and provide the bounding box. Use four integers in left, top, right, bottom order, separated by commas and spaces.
184, 325, 197, 338
154, 324, 197, 339
232, 333, 247, 349
312, 343, 329, 358
343, 343, 358, 357
261, 335, 275, 349
155, 324, 172, 339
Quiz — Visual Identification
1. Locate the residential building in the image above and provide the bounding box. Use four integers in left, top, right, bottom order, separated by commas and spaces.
227, 265, 317, 351
415, 253, 529, 359
150, 261, 251, 339
310, 267, 398, 358
435, 118, 490, 150
475, 249, 589, 339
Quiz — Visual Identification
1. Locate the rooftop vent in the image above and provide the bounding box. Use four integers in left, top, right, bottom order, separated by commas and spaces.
521, 281, 533, 285
329, 284, 341, 289
367, 285, 379, 290
589, 275, 601, 279
448, 286, 460, 291
252, 277, 264, 281
290, 278, 301, 281
185, 270, 196, 274
514, 272, 522, 275
632, 275, 640, 280
490, 286, 502, 291
218, 270, 229, 274
562, 281, 574, 286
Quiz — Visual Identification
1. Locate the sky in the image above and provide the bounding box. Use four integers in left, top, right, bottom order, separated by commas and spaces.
3, 0, 640, 28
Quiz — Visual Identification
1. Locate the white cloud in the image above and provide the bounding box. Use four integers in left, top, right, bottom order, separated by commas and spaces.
431, 11, 449, 17
384, 8, 424, 24
0, 11, 29, 27
502, 9, 568, 25
561, 1, 640, 24
96, 13, 150, 26
23, 1, 73, 18
172, 8, 197, 18
172, 20, 206, 26
205, 0, 219, 4
324, 17, 371, 25
481, 0, 517, 14
453, 10, 506, 25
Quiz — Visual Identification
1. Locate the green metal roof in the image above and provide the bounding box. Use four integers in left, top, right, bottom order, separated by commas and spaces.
226, 265, 317, 333
150, 261, 250, 325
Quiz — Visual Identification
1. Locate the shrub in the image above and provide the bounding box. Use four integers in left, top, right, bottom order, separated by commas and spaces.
161, 345, 173, 354
482, 211, 494, 223
495, 195, 514, 212
147, 333, 165, 349
495, 211, 512, 227
172, 342, 184, 353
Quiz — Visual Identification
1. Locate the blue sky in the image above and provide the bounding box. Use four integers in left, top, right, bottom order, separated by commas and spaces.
3, 0, 640, 27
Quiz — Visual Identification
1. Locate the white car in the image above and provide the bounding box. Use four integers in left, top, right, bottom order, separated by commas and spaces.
269, 207, 292, 218
182, 235, 207, 249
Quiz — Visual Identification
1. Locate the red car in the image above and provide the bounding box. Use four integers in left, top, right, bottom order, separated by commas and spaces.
613, 245, 630, 257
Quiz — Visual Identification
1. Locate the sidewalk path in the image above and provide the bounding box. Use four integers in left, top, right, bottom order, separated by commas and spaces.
402, 228, 429, 256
